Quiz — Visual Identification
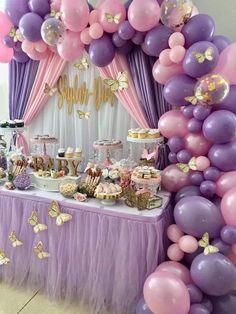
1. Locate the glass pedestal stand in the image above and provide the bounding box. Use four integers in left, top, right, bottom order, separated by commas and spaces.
31, 138, 58, 160
93, 143, 123, 168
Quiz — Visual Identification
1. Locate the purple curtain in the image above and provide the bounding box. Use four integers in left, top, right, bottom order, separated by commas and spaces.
9, 60, 39, 120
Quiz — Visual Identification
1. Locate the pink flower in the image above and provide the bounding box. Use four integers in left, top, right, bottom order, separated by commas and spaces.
74, 193, 87, 202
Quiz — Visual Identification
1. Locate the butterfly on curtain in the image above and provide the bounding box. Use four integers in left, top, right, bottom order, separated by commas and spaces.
0, 250, 10, 266
74, 57, 89, 70
104, 71, 128, 92
105, 12, 122, 24
28, 211, 48, 234
176, 157, 197, 174
9, 27, 23, 42
141, 149, 156, 161
50, 9, 62, 19
9, 231, 23, 248
192, 47, 214, 64
44, 83, 58, 97
198, 232, 219, 256
33, 241, 50, 260
48, 200, 72, 226
77, 109, 91, 120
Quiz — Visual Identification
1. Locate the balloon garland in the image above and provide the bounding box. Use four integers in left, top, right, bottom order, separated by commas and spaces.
1, 0, 236, 313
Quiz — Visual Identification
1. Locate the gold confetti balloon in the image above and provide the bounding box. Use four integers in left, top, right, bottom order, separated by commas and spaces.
41, 17, 65, 46
161, 0, 193, 30
195, 74, 230, 106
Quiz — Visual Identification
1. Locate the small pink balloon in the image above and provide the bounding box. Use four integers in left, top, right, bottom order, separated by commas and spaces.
0, 41, 14, 63
169, 32, 185, 48
158, 110, 188, 138
178, 235, 198, 254
196, 156, 211, 172
162, 164, 190, 193
159, 49, 172, 66
89, 9, 99, 25
22, 39, 35, 54
184, 133, 212, 157
57, 30, 84, 61
155, 261, 192, 285
89, 23, 104, 39
51, 0, 61, 11
152, 60, 183, 84
169, 45, 186, 63
216, 171, 236, 197
0, 12, 13, 38
221, 187, 236, 227
80, 28, 93, 45
27, 49, 48, 60
34, 40, 47, 53
167, 243, 185, 261
167, 224, 184, 243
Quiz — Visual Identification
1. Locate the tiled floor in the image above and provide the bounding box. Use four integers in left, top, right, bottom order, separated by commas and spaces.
0, 284, 93, 314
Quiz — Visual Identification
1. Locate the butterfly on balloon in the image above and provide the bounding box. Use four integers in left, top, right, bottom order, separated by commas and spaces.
48, 200, 72, 226
9, 27, 23, 42
105, 12, 122, 24
198, 232, 219, 255
176, 157, 197, 173
104, 71, 128, 92
34, 241, 50, 260
50, 9, 62, 20
192, 47, 214, 64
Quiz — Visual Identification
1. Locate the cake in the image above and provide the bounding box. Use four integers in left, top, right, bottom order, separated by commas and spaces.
74, 147, 82, 158
58, 148, 65, 158
132, 166, 161, 179
138, 129, 148, 139
130, 129, 138, 138
14, 119, 24, 128
65, 147, 74, 158
0, 120, 8, 128
94, 182, 122, 200
93, 139, 122, 146
7, 120, 16, 128
148, 129, 160, 138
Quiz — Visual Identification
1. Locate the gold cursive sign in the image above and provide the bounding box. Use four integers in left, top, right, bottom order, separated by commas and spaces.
57, 75, 117, 115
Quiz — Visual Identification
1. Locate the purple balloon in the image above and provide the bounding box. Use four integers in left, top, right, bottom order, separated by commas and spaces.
193, 105, 212, 121
168, 152, 178, 164
203, 167, 220, 182
191, 253, 235, 296
28, 0, 50, 18
208, 142, 236, 172
143, 25, 173, 57
174, 196, 224, 238
211, 291, 236, 314
89, 35, 116, 67
112, 32, 126, 47
217, 85, 236, 114
212, 238, 230, 255
132, 31, 146, 45
14, 41, 23, 52
200, 180, 216, 199
189, 304, 210, 314
183, 41, 219, 78
177, 149, 192, 163
118, 21, 135, 41
19, 12, 43, 42
221, 226, 236, 245
13, 50, 29, 63
136, 297, 153, 314
182, 105, 194, 118
117, 40, 134, 55
187, 284, 203, 304
167, 136, 184, 153
190, 171, 204, 186
212, 35, 231, 53
184, 247, 203, 265
163, 74, 197, 107
175, 185, 202, 203
188, 118, 203, 133
182, 14, 215, 48
201, 297, 213, 313
203, 110, 236, 144
4, 0, 29, 26
3, 35, 15, 48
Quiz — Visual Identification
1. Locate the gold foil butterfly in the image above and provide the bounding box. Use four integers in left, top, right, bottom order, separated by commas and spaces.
198, 232, 219, 256
184, 96, 198, 105
48, 200, 72, 226
50, 9, 62, 19
0, 250, 10, 265
105, 12, 122, 24
104, 71, 128, 92
74, 57, 89, 70
192, 47, 214, 64
77, 110, 91, 120
33, 241, 50, 260
176, 157, 197, 173
9, 231, 23, 248
44, 83, 57, 96
9, 27, 22, 42
28, 211, 48, 234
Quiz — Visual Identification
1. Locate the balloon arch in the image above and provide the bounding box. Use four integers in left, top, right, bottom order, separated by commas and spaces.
1, 0, 236, 313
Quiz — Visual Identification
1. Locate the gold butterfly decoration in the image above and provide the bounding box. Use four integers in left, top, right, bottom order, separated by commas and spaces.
105, 12, 122, 24
0, 250, 10, 266
44, 83, 57, 97
50, 9, 62, 19
77, 109, 91, 120
176, 157, 197, 174
48, 200, 72, 226
74, 57, 89, 71
9, 231, 23, 248
33, 241, 50, 260
104, 71, 128, 92
9, 27, 22, 42
198, 232, 219, 256
184, 96, 198, 106
192, 47, 214, 64
28, 211, 48, 234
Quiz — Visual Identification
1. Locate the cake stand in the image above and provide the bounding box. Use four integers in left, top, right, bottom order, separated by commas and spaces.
131, 174, 161, 197
93, 142, 123, 167
31, 138, 58, 160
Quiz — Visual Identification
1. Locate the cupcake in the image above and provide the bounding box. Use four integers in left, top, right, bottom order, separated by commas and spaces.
7, 120, 16, 128
148, 129, 160, 139
14, 119, 24, 128
128, 129, 134, 137
0, 120, 8, 128
65, 147, 74, 158
131, 130, 138, 138
138, 129, 148, 139
58, 148, 65, 158
74, 147, 82, 158
151, 169, 159, 178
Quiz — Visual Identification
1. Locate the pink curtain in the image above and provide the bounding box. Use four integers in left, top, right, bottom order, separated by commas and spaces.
99, 53, 149, 128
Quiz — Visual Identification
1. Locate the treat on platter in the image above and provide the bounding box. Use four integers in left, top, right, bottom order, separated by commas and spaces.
132, 166, 160, 180
58, 148, 65, 158
94, 182, 122, 204
65, 147, 74, 158
0, 119, 25, 129
59, 180, 78, 198
59, 147, 82, 159
37, 169, 65, 179
33, 134, 57, 142
82, 162, 102, 196
128, 128, 161, 139
93, 139, 123, 148
74, 147, 82, 158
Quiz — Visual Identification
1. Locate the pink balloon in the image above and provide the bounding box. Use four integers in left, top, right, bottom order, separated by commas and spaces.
28, 49, 48, 60
61, 0, 90, 32
196, 156, 211, 172
169, 45, 186, 64
155, 261, 192, 285
213, 43, 236, 85
0, 40, 13, 63
152, 60, 183, 84
159, 49, 172, 66
216, 171, 236, 197
144, 271, 190, 314
168, 32, 185, 48
221, 187, 236, 227
80, 28, 93, 45
161, 165, 190, 193
0, 11, 13, 39
89, 23, 104, 39
51, 0, 62, 11
34, 40, 47, 53
98, 0, 126, 33
158, 110, 188, 138
57, 30, 84, 61
89, 10, 99, 25
184, 133, 212, 157
178, 235, 198, 254
22, 40, 35, 54
167, 224, 184, 243
128, 0, 160, 32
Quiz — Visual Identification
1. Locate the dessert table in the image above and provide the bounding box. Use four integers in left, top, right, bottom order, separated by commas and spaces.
0, 187, 173, 314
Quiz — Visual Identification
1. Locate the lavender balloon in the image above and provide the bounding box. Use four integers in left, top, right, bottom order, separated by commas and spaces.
189, 304, 210, 314
174, 196, 224, 238
168, 152, 178, 164
203, 167, 220, 182
175, 185, 202, 203
112, 32, 126, 47
177, 149, 192, 163
182, 105, 194, 118
117, 40, 134, 55
3, 35, 15, 48
208, 142, 236, 172
211, 292, 236, 314
28, 0, 50, 18
193, 105, 211, 121
4, 0, 29, 26
89, 35, 116, 67
212, 35, 231, 53
118, 21, 135, 40
211, 238, 230, 255
19, 12, 43, 42
132, 31, 146, 45
136, 297, 153, 314
217, 85, 236, 114
190, 171, 204, 186
186, 284, 203, 304
200, 180, 216, 199
41, 18, 65, 46
201, 297, 213, 313
190, 253, 235, 296
220, 226, 236, 245
188, 118, 202, 133
168, 136, 184, 153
